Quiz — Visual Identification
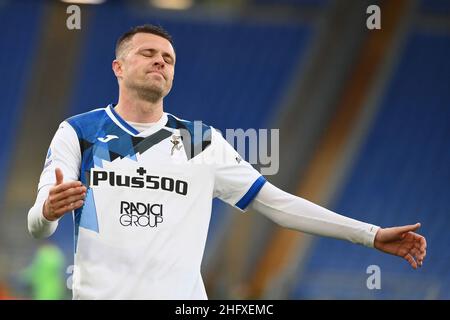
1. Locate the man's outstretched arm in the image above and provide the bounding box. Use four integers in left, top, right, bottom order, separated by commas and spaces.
250, 181, 426, 269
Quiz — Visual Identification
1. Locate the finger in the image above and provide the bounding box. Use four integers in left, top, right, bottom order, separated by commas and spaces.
410, 247, 424, 265
404, 253, 418, 269
53, 200, 84, 215
414, 244, 427, 260
51, 181, 84, 195
413, 236, 427, 253
416, 252, 424, 267
399, 223, 421, 237
51, 185, 86, 202
411, 233, 427, 253
420, 236, 427, 251
55, 168, 64, 185
53, 193, 86, 211
72, 200, 85, 210
420, 249, 426, 264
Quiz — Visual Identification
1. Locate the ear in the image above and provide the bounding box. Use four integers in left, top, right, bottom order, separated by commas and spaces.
112, 59, 123, 79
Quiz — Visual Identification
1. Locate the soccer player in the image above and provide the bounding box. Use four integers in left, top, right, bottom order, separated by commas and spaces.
28, 25, 426, 299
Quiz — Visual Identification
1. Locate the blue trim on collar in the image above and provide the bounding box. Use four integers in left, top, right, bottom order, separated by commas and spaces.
108, 104, 139, 135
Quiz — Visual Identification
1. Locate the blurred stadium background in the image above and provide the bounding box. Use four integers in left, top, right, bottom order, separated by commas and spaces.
0, 0, 449, 299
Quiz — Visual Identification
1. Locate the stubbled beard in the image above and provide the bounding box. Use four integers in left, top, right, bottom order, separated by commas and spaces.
126, 80, 166, 103
135, 84, 164, 103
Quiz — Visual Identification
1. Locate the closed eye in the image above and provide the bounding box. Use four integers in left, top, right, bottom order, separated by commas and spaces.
139, 48, 174, 65
163, 55, 174, 65
140, 49, 156, 57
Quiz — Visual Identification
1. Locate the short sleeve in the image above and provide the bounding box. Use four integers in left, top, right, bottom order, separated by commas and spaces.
212, 129, 266, 211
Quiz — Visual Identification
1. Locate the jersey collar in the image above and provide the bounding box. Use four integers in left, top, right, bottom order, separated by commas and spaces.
106, 104, 169, 137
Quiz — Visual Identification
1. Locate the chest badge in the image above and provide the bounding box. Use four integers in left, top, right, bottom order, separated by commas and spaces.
170, 135, 182, 155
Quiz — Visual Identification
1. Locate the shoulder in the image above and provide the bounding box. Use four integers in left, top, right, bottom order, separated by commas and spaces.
65, 107, 107, 128
64, 107, 108, 137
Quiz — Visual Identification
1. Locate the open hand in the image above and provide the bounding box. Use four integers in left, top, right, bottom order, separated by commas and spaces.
374, 223, 427, 269
43, 168, 86, 221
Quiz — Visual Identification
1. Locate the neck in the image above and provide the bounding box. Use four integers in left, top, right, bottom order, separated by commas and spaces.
115, 88, 164, 123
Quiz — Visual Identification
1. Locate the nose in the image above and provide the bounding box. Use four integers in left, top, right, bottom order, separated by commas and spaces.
153, 54, 165, 69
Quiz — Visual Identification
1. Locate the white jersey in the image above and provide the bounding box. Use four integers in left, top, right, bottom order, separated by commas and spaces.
38, 105, 266, 299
